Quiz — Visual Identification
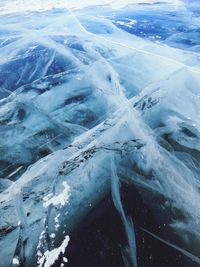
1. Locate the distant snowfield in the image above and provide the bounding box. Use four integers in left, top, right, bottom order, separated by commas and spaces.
0, 0, 183, 14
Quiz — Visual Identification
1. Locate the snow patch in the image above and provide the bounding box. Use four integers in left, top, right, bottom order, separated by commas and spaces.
43, 182, 70, 208
0, 0, 183, 15
50, 233, 56, 239
12, 258, 19, 265
115, 19, 137, 29
38, 235, 70, 267
55, 214, 61, 231
63, 257, 68, 263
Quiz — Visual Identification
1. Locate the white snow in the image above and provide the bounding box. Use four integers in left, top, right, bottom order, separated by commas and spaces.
0, 0, 183, 15
55, 214, 61, 231
63, 257, 68, 263
43, 182, 70, 208
38, 235, 70, 267
12, 258, 19, 265
115, 19, 137, 29
50, 233, 56, 239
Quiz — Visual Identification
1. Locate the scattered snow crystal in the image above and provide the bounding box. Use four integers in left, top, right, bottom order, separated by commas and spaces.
43, 182, 70, 208
38, 235, 70, 267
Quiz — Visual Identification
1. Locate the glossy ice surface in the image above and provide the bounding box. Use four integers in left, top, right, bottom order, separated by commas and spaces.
0, 1, 200, 267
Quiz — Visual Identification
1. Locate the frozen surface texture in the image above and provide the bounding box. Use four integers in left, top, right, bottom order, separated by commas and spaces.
0, 1, 200, 267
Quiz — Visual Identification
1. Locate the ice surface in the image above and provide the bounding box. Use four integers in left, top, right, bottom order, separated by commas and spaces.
0, 1, 200, 267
